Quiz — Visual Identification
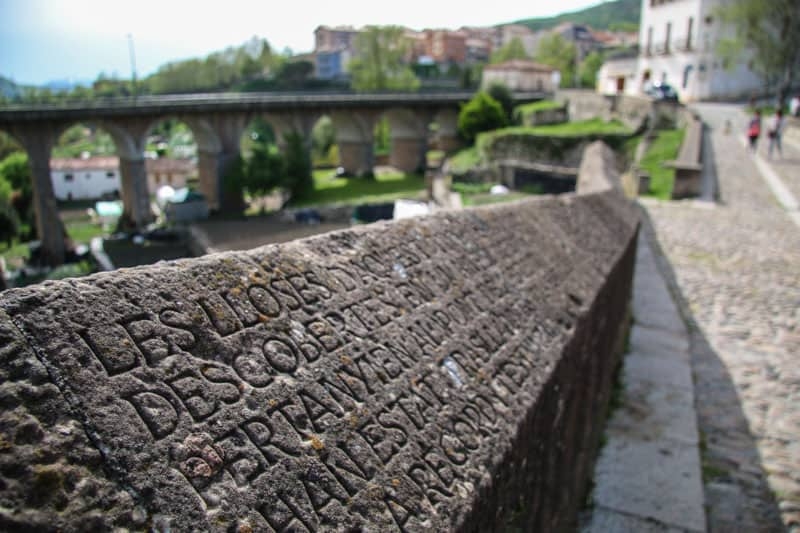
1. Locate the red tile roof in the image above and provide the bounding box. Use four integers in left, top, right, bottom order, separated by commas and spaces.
50, 156, 195, 173
483, 60, 556, 73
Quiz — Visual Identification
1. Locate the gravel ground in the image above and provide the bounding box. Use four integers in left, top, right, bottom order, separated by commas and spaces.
643, 102, 800, 532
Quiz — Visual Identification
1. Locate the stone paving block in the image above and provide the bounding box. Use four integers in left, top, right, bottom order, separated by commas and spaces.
593, 436, 705, 532
629, 325, 690, 361
583, 507, 687, 533
607, 375, 699, 446
624, 349, 695, 391
632, 284, 686, 334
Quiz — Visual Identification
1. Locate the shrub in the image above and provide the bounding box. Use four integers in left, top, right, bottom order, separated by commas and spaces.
487, 83, 514, 122
458, 92, 508, 144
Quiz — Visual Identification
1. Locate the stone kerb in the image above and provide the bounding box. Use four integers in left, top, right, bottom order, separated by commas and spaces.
0, 158, 639, 531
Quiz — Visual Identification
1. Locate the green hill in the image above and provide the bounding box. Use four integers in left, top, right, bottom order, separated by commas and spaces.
511, 0, 641, 32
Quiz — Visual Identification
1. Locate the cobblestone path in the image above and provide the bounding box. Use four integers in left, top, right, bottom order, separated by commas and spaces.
643, 103, 800, 532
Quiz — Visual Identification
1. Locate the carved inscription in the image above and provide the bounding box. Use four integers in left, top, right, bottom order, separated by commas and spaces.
3, 201, 617, 532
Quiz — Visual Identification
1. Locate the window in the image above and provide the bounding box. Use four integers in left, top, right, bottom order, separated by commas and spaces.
687, 17, 694, 50
64, 173, 74, 182
646, 26, 653, 55
106, 171, 115, 178
85, 173, 91, 180
665, 22, 672, 53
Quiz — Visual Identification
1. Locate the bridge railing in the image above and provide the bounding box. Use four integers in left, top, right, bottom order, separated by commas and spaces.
0, 91, 546, 117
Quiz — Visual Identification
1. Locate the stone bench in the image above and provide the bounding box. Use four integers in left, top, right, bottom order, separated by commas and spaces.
666, 114, 704, 199
0, 143, 639, 532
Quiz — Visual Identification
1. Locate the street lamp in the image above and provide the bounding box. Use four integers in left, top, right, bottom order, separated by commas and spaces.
128, 34, 138, 101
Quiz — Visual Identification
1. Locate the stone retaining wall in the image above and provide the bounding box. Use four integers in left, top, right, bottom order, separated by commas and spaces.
555, 89, 681, 132
0, 143, 639, 532
478, 129, 632, 168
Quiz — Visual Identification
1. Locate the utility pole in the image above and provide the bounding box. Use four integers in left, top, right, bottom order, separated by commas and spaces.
128, 33, 138, 101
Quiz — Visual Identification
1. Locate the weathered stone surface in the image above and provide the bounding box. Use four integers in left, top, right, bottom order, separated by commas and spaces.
0, 185, 638, 531
0, 310, 139, 531
593, 435, 706, 532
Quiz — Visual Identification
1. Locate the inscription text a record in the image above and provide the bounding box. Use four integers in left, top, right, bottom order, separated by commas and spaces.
0, 192, 637, 531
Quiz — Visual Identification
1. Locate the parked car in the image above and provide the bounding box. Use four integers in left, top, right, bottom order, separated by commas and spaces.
646, 82, 679, 102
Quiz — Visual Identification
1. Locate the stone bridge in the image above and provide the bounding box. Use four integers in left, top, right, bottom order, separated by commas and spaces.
0, 91, 544, 266
0, 141, 639, 531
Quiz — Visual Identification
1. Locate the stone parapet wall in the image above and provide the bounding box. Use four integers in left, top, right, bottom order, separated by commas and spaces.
0, 145, 639, 531
555, 89, 681, 132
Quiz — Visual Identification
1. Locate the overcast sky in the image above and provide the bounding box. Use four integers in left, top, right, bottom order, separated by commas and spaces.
1, 0, 608, 86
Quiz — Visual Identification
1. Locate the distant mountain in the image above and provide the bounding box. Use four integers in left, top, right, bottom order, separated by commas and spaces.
0, 76, 22, 99
512, 0, 641, 32
43, 78, 93, 92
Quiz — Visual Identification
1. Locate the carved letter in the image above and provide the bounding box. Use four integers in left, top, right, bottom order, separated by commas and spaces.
126, 391, 179, 440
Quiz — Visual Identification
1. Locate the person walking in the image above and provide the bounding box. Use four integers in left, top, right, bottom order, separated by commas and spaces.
767, 109, 785, 158
747, 109, 761, 153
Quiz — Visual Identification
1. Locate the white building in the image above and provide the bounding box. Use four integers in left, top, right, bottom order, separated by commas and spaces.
598, 56, 640, 95
51, 156, 121, 201
482, 60, 557, 92
51, 156, 196, 201
632, 0, 764, 101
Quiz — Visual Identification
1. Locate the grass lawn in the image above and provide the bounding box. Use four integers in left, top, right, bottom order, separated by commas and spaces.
1, 213, 108, 269
639, 128, 686, 199
452, 181, 544, 207
448, 146, 481, 174
426, 150, 445, 168
290, 169, 426, 207
515, 100, 564, 114
500, 118, 633, 137
623, 135, 643, 162
513, 100, 564, 122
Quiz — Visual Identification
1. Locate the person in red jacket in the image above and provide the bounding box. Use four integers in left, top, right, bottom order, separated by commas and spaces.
747, 109, 761, 153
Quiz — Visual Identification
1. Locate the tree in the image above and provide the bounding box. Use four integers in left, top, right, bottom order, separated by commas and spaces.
374, 118, 391, 156
579, 51, 605, 89
282, 132, 313, 200
0, 152, 32, 196
536, 34, 578, 88
490, 37, 530, 64
274, 60, 314, 89
348, 26, 420, 91
0, 152, 33, 238
487, 83, 515, 122
0, 172, 20, 248
0, 132, 21, 161
311, 116, 336, 161
246, 144, 284, 198
716, 0, 800, 108
458, 92, 508, 144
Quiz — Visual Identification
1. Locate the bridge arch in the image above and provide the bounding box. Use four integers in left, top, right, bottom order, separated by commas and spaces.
0, 90, 504, 263
329, 111, 378, 177
432, 108, 461, 154
0, 124, 67, 267
380, 108, 432, 173
49, 122, 121, 204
